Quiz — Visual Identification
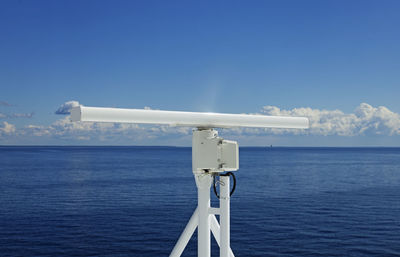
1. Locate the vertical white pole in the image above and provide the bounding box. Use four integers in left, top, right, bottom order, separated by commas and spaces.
220, 175, 230, 257
211, 214, 235, 257
195, 173, 212, 257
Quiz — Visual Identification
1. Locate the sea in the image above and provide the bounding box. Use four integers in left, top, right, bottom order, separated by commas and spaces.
0, 146, 399, 256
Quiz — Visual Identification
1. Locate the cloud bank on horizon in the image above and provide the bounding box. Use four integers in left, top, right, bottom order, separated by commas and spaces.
261, 103, 400, 136
1, 102, 400, 144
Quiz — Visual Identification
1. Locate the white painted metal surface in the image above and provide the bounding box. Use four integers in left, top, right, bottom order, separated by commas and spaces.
195, 173, 213, 257
170, 129, 238, 257
210, 215, 235, 257
220, 175, 230, 257
192, 129, 238, 173
70, 104, 310, 257
169, 208, 199, 257
70, 105, 309, 129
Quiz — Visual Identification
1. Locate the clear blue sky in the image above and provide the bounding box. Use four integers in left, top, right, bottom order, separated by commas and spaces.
1, 0, 400, 145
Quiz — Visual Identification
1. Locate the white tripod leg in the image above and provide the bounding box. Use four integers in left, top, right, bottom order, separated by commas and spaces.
169, 208, 199, 257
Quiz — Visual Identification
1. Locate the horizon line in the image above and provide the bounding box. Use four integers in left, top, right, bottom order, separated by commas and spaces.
1, 145, 400, 148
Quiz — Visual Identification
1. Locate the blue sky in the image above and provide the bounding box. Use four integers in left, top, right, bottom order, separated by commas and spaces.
1, 0, 400, 146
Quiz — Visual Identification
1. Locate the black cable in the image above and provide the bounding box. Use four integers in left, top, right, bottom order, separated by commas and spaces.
213, 172, 236, 199
213, 175, 218, 198
227, 172, 236, 196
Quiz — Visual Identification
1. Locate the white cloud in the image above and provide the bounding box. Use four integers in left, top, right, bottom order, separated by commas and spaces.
0, 112, 34, 119
0, 122, 16, 135
55, 101, 80, 115
261, 103, 400, 136
11, 112, 34, 118
0, 101, 33, 119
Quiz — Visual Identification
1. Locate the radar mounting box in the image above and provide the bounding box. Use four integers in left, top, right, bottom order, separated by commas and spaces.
192, 129, 239, 173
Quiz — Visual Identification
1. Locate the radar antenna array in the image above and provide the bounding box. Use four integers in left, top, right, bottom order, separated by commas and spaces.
71, 105, 309, 257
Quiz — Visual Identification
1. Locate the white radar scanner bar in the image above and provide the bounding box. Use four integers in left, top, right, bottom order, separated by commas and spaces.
70, 105, 309, 129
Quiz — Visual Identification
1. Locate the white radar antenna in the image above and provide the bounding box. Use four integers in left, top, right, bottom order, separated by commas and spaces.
70, 105, 309, 257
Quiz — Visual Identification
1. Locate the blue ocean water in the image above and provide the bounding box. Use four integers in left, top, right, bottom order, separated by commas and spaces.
0, 146, 399, 257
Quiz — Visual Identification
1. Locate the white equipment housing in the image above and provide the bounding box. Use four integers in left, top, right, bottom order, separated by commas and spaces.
192, 129, 238, 173
70, 104, 309, 257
